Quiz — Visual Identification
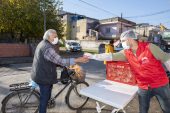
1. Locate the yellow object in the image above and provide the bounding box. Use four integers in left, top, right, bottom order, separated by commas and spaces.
104, 44, 115, 64
69, 64, 85, 82
160, 24, 167, 31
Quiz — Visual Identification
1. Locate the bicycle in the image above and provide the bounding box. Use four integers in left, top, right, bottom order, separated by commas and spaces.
1, 67, 89, 113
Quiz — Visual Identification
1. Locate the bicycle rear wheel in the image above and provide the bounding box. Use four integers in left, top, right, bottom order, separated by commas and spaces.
66, 81, 89, 110
1, 89, 39, 113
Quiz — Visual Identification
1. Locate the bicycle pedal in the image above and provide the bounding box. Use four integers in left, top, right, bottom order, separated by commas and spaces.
48, 100, 56, 108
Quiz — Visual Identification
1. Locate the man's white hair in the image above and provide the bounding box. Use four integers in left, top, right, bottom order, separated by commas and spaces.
43, 29, 56, 40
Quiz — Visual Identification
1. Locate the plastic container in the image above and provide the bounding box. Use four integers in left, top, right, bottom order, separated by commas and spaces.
29, 79, 39, 89
106, 61, 136, 85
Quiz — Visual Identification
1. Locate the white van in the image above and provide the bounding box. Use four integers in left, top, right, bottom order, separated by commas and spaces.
65, 42, 82, 52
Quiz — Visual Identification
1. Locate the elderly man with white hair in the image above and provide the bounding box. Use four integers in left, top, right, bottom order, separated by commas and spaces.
31, 29, 89, 113
84, 30, 170, 113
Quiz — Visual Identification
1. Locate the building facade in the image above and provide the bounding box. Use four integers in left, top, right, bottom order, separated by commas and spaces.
98, 17, 136, 40
135, 23, 161, 37
60, 11, 136, 40
60, 11, 98, 40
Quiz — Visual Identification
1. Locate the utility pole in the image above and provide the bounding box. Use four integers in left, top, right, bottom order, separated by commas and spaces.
56, 0, 63, 17
43, 0, 46, 32
59, 0, 63, 13
120, 13, 123, 34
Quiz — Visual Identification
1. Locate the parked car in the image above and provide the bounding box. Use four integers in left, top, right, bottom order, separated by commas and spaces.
65, 42, 82, 52
98, 43, 106, 54
114, 43, 123, 52
113, 40, 123, 52
160, 30, 170, 51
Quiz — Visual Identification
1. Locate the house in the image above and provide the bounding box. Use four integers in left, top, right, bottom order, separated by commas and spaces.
72, 18, 99, 40
98, 17, 136, 40
59, 11, 98, 40
135, 23, 161, 37
60, 11, 136, 40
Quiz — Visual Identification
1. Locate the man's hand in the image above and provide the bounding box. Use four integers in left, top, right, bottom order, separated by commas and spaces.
74, 57, 89, 63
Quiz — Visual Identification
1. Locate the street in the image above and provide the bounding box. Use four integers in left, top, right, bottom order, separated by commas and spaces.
0, 51, 166, 113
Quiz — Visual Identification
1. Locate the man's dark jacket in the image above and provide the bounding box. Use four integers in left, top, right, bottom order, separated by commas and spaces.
31, 40, 57, 84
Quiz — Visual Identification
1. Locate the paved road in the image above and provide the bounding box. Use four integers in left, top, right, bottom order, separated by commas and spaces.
0, 52, 164, 113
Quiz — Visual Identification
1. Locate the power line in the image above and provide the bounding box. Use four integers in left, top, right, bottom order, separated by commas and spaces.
129, 16, 170, 25
66, 0, 170, 20
78, 0, 118, 17
64, 0, 98, 15
162, 20, 170, 24
64, 0, 111, 19
65, 0, 170, 27
125, 9, 170, 18
64, 0, 115, 18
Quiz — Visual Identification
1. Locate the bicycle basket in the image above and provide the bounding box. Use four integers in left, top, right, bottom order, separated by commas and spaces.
60, 67, 70, 84
69, 64, 86, 82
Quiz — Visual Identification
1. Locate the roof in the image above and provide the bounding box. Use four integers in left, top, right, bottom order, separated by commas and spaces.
59, 11, 136, 26
59, 10, 98, 21
136, 23, 150, 27
99, 17, 136, 26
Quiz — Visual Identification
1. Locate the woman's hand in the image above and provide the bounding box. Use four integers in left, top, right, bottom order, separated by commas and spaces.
74, 57, 89, 63
83, 53, 93, 59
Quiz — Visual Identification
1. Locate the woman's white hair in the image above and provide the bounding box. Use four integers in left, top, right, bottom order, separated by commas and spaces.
43, 29, 56, 40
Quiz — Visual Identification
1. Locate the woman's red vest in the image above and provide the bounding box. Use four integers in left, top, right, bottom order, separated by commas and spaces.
124, 42, 169, 89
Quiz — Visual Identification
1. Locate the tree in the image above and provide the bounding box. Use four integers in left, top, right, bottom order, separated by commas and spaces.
0, 0, 64, 43
40, 0, 64, 38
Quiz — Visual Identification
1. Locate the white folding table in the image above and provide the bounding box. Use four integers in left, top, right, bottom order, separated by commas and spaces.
80, 80, 138, 113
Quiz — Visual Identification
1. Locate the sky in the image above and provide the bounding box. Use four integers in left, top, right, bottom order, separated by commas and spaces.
63, 0, 170, 28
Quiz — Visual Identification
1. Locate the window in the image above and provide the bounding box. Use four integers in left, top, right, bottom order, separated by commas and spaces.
77, 26, 80, 32
106, 27, 111, 33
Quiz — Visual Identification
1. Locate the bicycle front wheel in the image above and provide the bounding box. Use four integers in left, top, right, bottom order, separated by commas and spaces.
66, 81, 89, 110
1, 89, 39, 113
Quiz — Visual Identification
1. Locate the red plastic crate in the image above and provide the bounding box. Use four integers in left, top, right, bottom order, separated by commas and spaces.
106, 61, 136, 86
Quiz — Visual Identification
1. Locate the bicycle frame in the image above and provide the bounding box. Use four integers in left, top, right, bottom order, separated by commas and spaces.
17, 89, 36, 106
52, 78, 75, 100
50, 67, 80, 100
